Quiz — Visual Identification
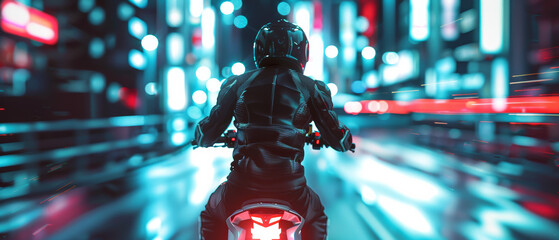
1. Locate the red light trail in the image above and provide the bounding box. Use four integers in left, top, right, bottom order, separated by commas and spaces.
346, 96, 559, 115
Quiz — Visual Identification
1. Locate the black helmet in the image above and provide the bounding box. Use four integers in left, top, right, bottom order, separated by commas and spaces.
253, 19, 309, 72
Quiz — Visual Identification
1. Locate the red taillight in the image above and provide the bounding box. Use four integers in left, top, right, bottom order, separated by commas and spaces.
231, 137, 236, 142
250, 215, 282, 240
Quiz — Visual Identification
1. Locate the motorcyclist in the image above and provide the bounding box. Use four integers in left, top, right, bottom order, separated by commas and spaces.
194, 19, 353, 240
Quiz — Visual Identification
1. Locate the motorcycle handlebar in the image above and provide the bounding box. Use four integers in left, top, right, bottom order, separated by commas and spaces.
192, 126, 355, 152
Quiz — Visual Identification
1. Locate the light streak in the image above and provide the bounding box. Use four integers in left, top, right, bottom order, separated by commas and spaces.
453, 96, 479, 99
510, 79, 553, 85
421, 80, 457, 86
550, 66, 559, 69
56, 181, 73, 191
440, 17, 463, 28
33, 224, 51, 236
434, 122, 447, 125
508, 113, 559, 117
510, 122, 556, 126
512, 71, 559, 77
452, 93, 478, 96
514, 88, 540, 92
392, 90, 419, 93
40, 185, 76, 204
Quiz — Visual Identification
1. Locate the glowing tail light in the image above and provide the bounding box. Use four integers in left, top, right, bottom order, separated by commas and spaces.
227, 204, 303, 240
1, 0, 58, 45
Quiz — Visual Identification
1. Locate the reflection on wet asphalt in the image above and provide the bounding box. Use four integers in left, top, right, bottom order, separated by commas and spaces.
4, 133, 559, 240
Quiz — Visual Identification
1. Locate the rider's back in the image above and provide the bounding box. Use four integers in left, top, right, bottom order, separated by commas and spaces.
230, 66, 313, 191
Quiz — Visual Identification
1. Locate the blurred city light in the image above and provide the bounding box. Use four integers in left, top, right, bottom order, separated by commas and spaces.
277, 2, 291, 16
196, 66, 211, 81
491, 57, 508, 112
88, 7, 105, 25
306, 34, 324, 80
424, 68, 436, 96
128, 17, 147, 39
166, 0, 184, 27
231, 62, 245, 75
294, 2, 311, 36
128, 49, 147, 70
409, 0, 430, 42
231, 0, 243, 10
361, 46, 376, 60
355, 16, 369, 33
340, 2, 357, 66
129, 0, 147, 9
146, 217, 162, 233
90, 73, 106, 94
233, 15, 247, 29
327, 83, 338, 96
117, 2, 135, 20
325, 45, 338, 58
367, 101, 380, 112
344, 101, 362, 115
89, 38, 105, 59
201, 8, 216, 49
145, 82, 157, 95
480, 0, 505, 54
106, 82, 122, 103
192, 90, 208, 105
351, 80, 366, 94
141, 35, 159, 51
441, 0, 459, 41
172, 118, 186, 131
166, 67, 187, 111
190, 0, 203, 19
78, 0, 95, 13
166, 33, 184, 65
220, 1, 234, 15
171, 132, 187, 146
356, 35, 369, 50
1, 1, 59, 45
187, 106, 203, 119
383, 52, 399, 65
206, 78, 221, 93
364, 71, 380, 88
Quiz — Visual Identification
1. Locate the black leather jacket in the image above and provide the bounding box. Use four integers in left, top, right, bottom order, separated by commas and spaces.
195, 64, 352, 191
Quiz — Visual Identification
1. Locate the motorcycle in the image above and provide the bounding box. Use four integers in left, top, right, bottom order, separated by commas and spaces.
193, 125, 354, 240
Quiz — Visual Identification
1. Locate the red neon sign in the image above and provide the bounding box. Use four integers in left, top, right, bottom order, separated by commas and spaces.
1, 0, 58, 45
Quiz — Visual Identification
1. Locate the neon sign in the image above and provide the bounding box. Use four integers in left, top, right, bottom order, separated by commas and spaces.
1, 0, 58, 45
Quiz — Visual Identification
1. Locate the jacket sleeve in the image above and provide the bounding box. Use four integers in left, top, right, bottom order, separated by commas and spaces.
309, 80, 353, 152
194, 76, 237, 147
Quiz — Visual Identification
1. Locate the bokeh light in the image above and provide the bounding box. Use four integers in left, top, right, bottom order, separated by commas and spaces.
141, 35, 159, 51
362, 46, 376, 60
233, 15, 247, 28
277, 2, 291, 16
196, 66, 211, 81
325, 45, 338, 59
220, 1, 234, 15
231, 62, 245, 75
192, 90, 208, 105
